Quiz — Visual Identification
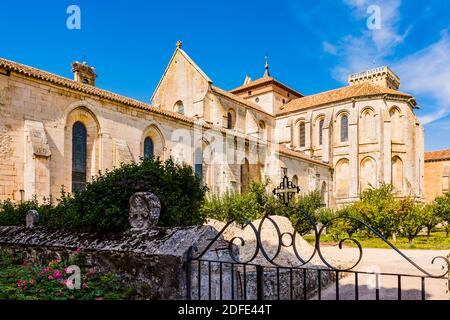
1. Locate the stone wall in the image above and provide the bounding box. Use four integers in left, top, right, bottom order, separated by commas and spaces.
424, 159, 450, 202
0, 60, 330, 202
276, 98, 424, 206
0, 225, 231, 300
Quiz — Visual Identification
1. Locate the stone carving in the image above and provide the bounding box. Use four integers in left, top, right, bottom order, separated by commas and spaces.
113, 139, 135, 166
26, 210, 40, 228
25, 120, 51, 158
128, 192, 161, 230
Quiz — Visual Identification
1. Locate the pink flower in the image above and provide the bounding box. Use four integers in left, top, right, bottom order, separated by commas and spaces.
82, 283, 88, 289
52, 270, 63, 279
74, 248, 81, 254
95, 297, 104, 301
42, 267, 50, 273
17, 280, 26, 288
62, 279, 73, 287
88, 267, 96, 276
28, 279, 35, 286
64, 267, 74, 274
48, 275, 54, 280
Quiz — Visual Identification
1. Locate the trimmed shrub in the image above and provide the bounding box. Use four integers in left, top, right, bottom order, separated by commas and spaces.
0, 157, 207, 233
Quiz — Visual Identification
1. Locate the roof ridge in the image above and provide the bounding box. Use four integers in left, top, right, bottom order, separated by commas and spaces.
0, 57, 200, 124
211, 86, 273, 116
278, 81, 414, 115
230, 75, 303, 97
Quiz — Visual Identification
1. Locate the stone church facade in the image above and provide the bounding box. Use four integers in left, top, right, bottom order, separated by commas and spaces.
0, 42, 425, 208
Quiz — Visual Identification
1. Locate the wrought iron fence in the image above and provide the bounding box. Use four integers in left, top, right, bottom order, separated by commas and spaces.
186, 210, 450, 301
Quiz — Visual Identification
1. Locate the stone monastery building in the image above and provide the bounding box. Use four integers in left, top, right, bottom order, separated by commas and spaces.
0, 42, 425, 208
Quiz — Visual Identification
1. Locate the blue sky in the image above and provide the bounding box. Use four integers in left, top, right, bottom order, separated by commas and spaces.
1, 0, 449, 151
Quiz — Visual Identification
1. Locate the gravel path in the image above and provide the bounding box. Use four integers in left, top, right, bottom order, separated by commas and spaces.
309, 248, 449, 300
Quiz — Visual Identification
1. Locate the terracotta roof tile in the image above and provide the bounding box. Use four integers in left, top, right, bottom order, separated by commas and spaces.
425, 149, 450, 161
278, 82, 415, 115
230, 76, 303, 97
0, 57, 195, 124
211, 86, 273, 116
278, 146, 331, 168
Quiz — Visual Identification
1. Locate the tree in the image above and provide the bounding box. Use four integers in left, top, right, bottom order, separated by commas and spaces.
434, 191, 450, 237
355, 184, 401, 239
422, 204, 442, 239
398, 200, 425, 244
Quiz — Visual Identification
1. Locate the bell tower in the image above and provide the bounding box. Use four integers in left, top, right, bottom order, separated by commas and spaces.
72, 61, 97, 86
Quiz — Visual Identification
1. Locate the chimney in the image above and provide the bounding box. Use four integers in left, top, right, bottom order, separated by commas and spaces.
348, 66, 400, 90
72, 61, 97, 86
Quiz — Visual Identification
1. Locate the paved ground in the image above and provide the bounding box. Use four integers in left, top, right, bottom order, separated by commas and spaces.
309, 248, 449, 300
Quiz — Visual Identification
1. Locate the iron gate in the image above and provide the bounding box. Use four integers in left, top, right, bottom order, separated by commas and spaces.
186, 210, 449, 301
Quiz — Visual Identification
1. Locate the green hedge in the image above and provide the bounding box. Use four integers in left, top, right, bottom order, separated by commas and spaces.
0, 157, 207, 233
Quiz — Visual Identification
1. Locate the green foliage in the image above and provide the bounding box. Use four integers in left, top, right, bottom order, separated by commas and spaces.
353, 184, 401, 239
304, 231, 450, 250
327, 206, 361, 241
398, 199, 427, 244
0, 250, 133, 300
421, 203, 441, 238
201, 180, 324, 234
322, 186, 444, 244
434, 191, 450, 237
281, 191, 323, 234
0, 157, 207, 233
200, 181, 271, 225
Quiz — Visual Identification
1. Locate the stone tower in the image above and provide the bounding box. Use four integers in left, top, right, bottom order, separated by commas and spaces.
72, 61, 97, 86
348, 66, 400, 90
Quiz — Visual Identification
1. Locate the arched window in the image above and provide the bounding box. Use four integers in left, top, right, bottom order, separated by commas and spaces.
340, 115, 349, 142
292, 175, 298, 186
318, 119, 325, 146
336, 158, 350, 198
227, 109, 236, 129
258, 120, 266, 140
390, 107, 402, 142
174, 101, 184, 115
360, 108, 376, 143
72, 122, 87, 193
144, 137, 154, 160
299, 122, 306, 147
360, 157, 377, 192
195, 148, 203, 185
392, 156, 404, 194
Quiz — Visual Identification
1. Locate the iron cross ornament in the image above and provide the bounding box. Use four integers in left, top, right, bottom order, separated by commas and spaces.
272, 176, 300, 205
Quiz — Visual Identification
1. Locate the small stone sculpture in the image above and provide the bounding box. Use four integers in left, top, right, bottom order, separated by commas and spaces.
26, 209, 40, 228
128, 192, 161, 230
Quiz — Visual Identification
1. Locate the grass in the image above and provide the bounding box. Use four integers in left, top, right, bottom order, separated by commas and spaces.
304, 231, 450, 250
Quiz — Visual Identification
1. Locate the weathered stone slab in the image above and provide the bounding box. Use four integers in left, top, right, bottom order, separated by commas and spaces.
0, 225, 233, 300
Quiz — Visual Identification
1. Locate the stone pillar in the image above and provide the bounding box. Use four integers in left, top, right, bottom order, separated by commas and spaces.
348, 103, 359, 199
24, 120, 51, 202
383, 115, 392, 186
322, 126, 330, 163
305, 121, 312, 157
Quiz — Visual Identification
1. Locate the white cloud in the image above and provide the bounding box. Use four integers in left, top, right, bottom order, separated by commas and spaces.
394, 31, 450, 124
321, 1, 450, 126
326, 0, 409, 82
322, 41, 338, 55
